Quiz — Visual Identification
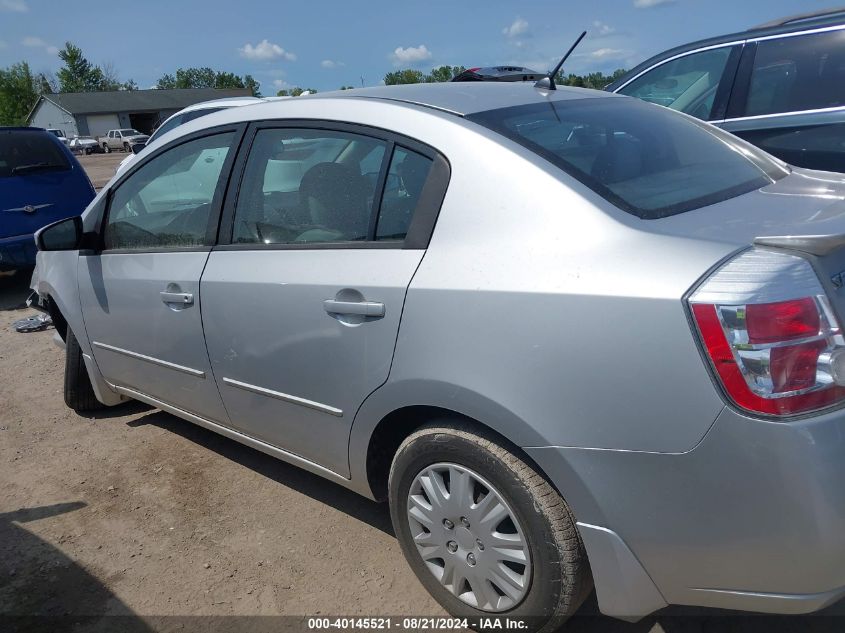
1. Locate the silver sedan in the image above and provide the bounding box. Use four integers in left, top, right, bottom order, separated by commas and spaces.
32, 82, 845, 627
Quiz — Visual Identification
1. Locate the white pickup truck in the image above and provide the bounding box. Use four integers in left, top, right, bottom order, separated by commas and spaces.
98, 128, 149, 153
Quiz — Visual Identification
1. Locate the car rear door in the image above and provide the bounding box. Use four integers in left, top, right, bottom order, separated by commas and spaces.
200, 122, 449, 476
77, 124, 244, 423
719, 28, 845, 172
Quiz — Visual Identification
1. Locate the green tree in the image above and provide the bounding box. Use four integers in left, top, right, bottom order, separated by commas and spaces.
425, 65, 466, 82
57, 42, 101, 92
384, 69, 426, 85
339, 85, 355, 90
276, 87, 317, 97
156, 67, 261, 96
0, 61, 39, 125
555, 68, 627, 89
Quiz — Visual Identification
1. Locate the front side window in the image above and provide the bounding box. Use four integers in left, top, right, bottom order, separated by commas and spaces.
745, 29, 845, 117
104, 132, 234, 250
468, 97, 787, 219
618, 46, 734, 120
232, 128, 388, 244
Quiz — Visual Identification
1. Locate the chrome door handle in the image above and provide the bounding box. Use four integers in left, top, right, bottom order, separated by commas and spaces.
323, 299, 385, 317
160, 291, 194, 305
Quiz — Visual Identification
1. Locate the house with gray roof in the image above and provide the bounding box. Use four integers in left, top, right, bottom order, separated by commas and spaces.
26, 88, 252, 139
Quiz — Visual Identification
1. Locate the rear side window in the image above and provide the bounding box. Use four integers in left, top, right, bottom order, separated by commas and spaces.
618, 46, 734, 120
745, 29, 845, 116
467, 97, 787, 219
232, 128, 388, 244
377, 147, 433, 240
0, 130, 70, 179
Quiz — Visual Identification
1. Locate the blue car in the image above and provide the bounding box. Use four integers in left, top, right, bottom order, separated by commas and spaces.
0, 127, 95, 270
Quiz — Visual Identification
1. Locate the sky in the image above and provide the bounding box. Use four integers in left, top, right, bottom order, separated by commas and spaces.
0, 0, 838, 93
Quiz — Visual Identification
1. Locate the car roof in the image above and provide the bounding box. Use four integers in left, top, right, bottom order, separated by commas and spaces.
606, 12, 845, 91
317, 81, 618, 116
178, 96, 264, 114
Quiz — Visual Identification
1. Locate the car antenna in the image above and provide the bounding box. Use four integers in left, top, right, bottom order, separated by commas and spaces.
535, 30, 587, 91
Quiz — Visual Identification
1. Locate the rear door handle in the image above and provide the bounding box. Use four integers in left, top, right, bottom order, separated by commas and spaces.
160, 291, 194, 306
323, 299, 385, 317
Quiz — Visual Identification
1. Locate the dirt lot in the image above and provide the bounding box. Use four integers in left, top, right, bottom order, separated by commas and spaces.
76, 152, 127, 190
2, 154, 844, 632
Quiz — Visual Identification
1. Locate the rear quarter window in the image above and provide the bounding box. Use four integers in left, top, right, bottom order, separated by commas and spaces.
0, 130, 70, 179
467, 97, 788, 219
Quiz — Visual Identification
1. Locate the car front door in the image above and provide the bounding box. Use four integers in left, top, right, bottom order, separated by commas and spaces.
200, 123, 449, 475
78, 126, 243, 423
719, 28, 845, 172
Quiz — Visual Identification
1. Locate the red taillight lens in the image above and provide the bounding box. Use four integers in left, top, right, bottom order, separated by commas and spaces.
688, 249, 845, 417
746, 298, 819, 343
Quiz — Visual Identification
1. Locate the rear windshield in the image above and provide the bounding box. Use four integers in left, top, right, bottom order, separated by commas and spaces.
0, 130, 70, 179
466, 97, 788, 219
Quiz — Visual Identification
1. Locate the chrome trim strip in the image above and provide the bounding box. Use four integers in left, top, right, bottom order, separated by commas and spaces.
222, 377, 343, 417
614, 40, 744, 92
614, 24, 845, 93
749, 22, 845, 43
92, 341, 206, 378
717, 104, 845, 124
111, 384, 349, 483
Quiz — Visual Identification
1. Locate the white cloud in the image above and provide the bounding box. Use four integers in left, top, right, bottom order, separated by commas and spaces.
593, 20, 616, 36
589, 47, 628, 60
502, 17, 529, 38
273, 79, 290, 89
321, 59, 345, 69
21, 35, 58, 55
239, 39, 296, 61
633, 0, 675, 7
0, 0, 28, 12
389, 44, 432, 66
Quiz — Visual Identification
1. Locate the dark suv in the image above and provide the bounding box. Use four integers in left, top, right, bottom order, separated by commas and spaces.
607, 9, 845, 172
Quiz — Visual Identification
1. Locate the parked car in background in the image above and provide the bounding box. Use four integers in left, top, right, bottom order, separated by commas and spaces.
31, 82, 845, 625
0, 127, 94, 270
68, 135, 100, 155
116, 96, 264, 174
452, 66, 543, 82
98, 128, 149, 153
46, 128, 69, 146
607, 8, 845, 172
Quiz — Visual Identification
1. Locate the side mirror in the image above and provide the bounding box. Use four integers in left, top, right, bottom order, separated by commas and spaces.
130, 142, 147, 155
36, 216, 83, 251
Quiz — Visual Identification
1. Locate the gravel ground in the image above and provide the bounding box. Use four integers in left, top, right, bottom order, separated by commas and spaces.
76, 152, 127, 190
3, 155, 845, 631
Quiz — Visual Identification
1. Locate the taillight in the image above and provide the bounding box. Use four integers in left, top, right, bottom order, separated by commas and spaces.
688, 248, 845, 417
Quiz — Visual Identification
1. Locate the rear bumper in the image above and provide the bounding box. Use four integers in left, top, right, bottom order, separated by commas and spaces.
526, 406, 845, 618
0, 234, 36, 270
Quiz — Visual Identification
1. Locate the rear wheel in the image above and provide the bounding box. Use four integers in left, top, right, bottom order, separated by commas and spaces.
389, 423, 591, 631
64, 328, 105, 413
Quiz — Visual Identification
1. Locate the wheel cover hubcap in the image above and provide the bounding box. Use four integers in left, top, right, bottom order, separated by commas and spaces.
406, 462, 532, 612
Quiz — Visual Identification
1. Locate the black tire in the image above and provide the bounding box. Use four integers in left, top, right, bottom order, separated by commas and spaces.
389, 423, 592, 632
123, 142, 130, 152
103, 143, 111, 153
64, 328, 105, 412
